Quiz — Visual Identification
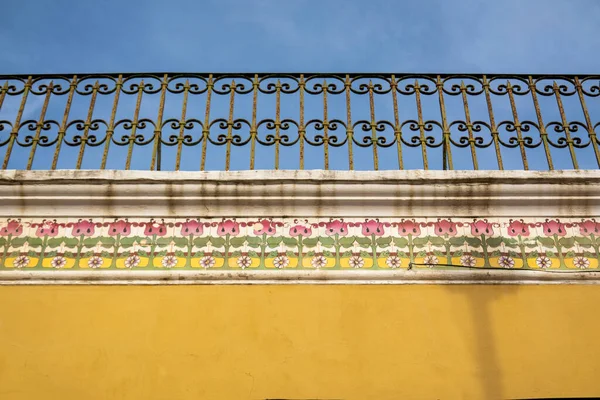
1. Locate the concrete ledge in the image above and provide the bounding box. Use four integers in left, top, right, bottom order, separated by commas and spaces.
1, 169, 599, 217
2, 269, 600, 285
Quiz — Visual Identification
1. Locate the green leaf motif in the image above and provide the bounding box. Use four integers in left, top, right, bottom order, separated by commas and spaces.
0, 238, 5, 246
355, 237, 372, 248
172, 237, 189, 248
393, 237, 409, 248
558, 237, 575, 248
210, 237, 226, 247
319, 236, 335, 247
360, 251, 370, 258
156, 237, 172, 247
537, 237, 555, 248
27, 238, 44, 247
464, 237, 482, 248
230, 237, 247, 248
339, 237, 356, 248
11, 238, 27, 247
376, 237, 392, 247
266, 236, 283, 248
302, 238, 318, 248
575, 237, 592, 247
246, 237, 262, 246
448, 237, 466, 247
486, 237, 503, 248
545, 251, 556, 258
193, 237, 210, 248
282, 237, 298, 246
248, 251, 258, 257
231, 251, 242, 257
502, 238, 518, 247
565, 251, 575, 258
267, 251, 278, 258
428, 236, 446, 246
412, 237, 429, 247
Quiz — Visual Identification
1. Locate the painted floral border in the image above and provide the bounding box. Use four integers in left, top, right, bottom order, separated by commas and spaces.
1, 218, 599, 271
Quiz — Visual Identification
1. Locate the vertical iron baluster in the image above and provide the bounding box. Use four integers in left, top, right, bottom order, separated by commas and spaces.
100, 75, 122, 170
322, 79, 329, 170
575, 76, 600, 168
249, 74, 258, 170
437, 76, 453, 170
528, 76, 554, 170
274, 79, 281, 170
200, 74, 213, 171
345, 75, 354, 170
482, 75, 504, 170
125, 80, 144, 170
553, 81, 579, 169
3, 76, 32, 169
298, 75, 305, 170
75, 81, 99, 169
0, 81, 8, 111
150, 74, 168, 171
26, 81, 53, 170
507, 81, 529, 170
460, 81, 478, 170
368, 81, 379, 170
52, 75, 78, 170
175, 79, 190, 171
224, 80, 236, 171
390, 75, 404, 170
414, 80, 428, 170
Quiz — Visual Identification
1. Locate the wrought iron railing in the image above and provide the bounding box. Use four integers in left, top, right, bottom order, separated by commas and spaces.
0, 73, 599, 171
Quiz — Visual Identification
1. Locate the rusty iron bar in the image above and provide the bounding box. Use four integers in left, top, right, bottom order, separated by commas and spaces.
344, 75, 354, 170
390, 75, 404, 170
574, 76, 600, 168
506, 81, 529, 170
200, 74, 213, 171
482, 75, 503, 170
528, 76, 554, 170
125, 80, 144, 170
249, 74, 259, 170
459, 81, 478, 170
174, 79, 190, 171
368, 81, 379, 171
150, 74, 168, 171
100, 74, 122, 170
26, 81, 53, 170
2, 76, 32, 169
553, 81, 579, 169
0, 73, 598, 172
74, 81, 99, 170
414, 80, 428, 170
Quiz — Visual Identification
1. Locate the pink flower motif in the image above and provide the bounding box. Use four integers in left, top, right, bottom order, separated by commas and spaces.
507, 219, 531, 237
254, 219, 277, 236
541, 219, 567, 237
433, 219, 459, 237
180, 219, 203, 236
471, 219, 494, 236
108, 219, 131, 236
35, 220, 60, 238
71, 219, 95, 237
579, 219, 600, 235
217, 219, 240, 236
290, 224, 312, 237
325, 220, 349, 236
0, 219, 23, 236
361, 219, 385, 236
143, 220, 167, 236
397, 219, 421, 236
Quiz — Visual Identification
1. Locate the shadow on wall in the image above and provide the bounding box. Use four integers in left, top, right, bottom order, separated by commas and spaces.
444, 284, 520, 400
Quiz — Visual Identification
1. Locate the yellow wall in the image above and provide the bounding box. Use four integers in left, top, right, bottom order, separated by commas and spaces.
1, 285, 599, 399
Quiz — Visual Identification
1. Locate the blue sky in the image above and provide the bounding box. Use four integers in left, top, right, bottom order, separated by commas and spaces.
1, 0, 599, 171
2, 0, 599, 74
